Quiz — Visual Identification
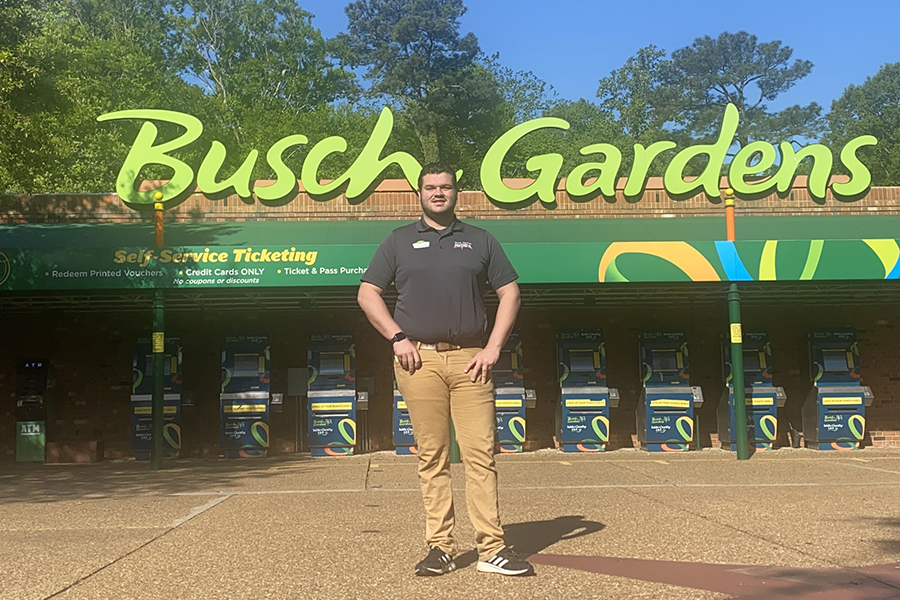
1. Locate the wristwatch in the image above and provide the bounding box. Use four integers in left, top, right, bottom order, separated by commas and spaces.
390, 331, 408, 344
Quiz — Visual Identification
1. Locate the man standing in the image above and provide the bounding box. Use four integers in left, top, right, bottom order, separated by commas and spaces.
357, 163, 533, 577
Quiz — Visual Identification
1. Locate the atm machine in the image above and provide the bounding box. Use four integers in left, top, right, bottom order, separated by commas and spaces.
637, 331, 703, 452
131, 337, 183, 460
494, 331, 529, 453
392, 382, 416, 455
220, 335, 270, 458
307, 333, 357, 456
557, 329, 619, 452
803, 328, 873, 450
15, 360, 55, 462
717, 330, 786, 451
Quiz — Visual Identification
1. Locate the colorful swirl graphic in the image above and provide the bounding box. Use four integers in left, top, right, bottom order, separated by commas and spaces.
599, 242, 721, 283
830, 442, 859, 451
863, 239, 900, 278
163, 423, 181, 450
509, 417, 526, 443
759, 415, 777, 441
592, 416, 610, 443
132, 369, 143, 393
251, 421, 269, 448
676, 416, 693, 442
324, 445, 353, 456
849, 415, 865, 440
661, 443, 689, 452
220, 368, 232, 392
576, 443, 602, 452
339, 418, 357, 444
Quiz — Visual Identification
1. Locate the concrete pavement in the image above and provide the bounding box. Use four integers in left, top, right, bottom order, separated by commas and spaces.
4, 448, 900, 599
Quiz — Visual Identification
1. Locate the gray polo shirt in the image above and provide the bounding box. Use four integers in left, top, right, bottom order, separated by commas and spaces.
362, 217, 518, 345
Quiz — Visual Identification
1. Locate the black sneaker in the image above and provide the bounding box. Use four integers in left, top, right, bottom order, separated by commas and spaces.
477, 547, 534, 576
414, 546, 456, 576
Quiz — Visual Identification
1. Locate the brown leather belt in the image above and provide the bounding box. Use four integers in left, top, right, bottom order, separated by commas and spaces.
417, 342, 462, 352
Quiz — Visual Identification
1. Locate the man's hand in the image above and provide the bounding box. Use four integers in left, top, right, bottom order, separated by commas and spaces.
465, 346, 500, 384
394, 339, 422, 375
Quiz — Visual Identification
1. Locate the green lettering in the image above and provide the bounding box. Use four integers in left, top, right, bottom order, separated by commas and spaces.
832, 135, 878, 200
300, 107, 420, 202
624, 141, 676, 199
729, 141, 778, 196
196, 141, 258, 198
96, 109, 202, 205
665, 104, 738, 199
481, 117, 569, 205
254, 134, 308, 203
772, 143, 833, 201
564, 144, 622, 200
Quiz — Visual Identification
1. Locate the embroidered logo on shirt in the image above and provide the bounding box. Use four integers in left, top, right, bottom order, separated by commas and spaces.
412, 240, 430, 249
453, 241, 473, 250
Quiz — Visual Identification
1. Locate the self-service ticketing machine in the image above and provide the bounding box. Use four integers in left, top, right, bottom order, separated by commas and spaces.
803, 328, 873, 450
717, 330, 786, 451
16, 360, 55, 462
494, 331, 528, 453
307, 333, 357, 456
131, 337, 183, 460
220, 335, 270, 458
393, 381, 416, 455
557, 329, 619, 452
637, 331, 703, 452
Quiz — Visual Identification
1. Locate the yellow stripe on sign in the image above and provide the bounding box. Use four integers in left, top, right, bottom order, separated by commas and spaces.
496, 399, 523, 408
566, 399, 606, 408
397, 401, 407, 410
224, 404, 267, 413
749, 398, 774, 406
822, 397, 863, 406
311, 402, 353, 411
134, 406, 178, 415
650, 399, 691, 408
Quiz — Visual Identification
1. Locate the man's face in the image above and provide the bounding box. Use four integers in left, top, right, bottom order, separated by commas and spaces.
419, 172, 458, 220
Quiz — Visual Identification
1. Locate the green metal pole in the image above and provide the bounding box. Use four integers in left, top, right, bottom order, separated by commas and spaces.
151, 290, 165, 469
728, 284, 750, 460
450, 418, 461, 464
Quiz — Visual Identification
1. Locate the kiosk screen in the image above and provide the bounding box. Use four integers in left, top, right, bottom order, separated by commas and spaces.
144, 355, 173, 376
743, 350, 763, 371
494, 351, 513, 373
233, 354, 261, 376
319, 354, 345, 375
823, 349, 850, 372
653, 350, 679, 372
569, 350, 595, 372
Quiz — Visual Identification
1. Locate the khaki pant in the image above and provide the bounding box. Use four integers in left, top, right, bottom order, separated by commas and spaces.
394, 346, 505, 560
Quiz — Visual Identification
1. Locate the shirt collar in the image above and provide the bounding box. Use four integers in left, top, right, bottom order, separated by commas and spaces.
416, 216, 464, 233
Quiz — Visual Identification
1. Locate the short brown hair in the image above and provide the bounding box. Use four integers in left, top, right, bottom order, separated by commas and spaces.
417, 162, 457, 190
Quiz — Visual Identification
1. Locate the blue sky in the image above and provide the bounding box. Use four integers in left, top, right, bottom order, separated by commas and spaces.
299, 0, 897, 113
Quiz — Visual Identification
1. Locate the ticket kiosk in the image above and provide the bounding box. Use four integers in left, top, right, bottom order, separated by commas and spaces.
802, 328, 873, 450
717, 330, 786, 451
16, 360, 55, 462
220, 335, 270, 458
637, 331, 703, 452
557, 329, 619, 452
494, 332, 527, 453
307, 333, 357, 456
392, 384, 416, 455
131, 337, 183, 460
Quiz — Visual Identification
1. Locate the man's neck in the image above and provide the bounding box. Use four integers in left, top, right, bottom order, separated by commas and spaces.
422, 212, 456, 230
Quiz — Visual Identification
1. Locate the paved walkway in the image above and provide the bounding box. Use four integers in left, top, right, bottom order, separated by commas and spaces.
4, 448, 900, 599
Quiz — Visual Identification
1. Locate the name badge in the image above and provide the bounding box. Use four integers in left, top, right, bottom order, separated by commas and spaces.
412, 240, 430, 249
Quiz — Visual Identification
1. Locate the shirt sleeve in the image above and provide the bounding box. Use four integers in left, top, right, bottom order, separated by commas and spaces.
485, 232, 519, 290
360, 232, 396, 289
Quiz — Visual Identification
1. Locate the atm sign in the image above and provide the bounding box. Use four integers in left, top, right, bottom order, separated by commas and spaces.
566, 399, 606, 407
650, 399, 691, 408
822, 397, 863, 406
311, 402, 352, 411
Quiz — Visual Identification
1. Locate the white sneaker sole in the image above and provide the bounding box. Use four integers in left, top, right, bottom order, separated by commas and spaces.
476, 561, 531, 576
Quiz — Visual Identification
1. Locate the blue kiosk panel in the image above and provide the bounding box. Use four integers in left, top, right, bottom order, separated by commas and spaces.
131, 337, 183, 460
558, 329, 618, 452
393, 389, 417, 455
803, 329, 872, 450
495, 332, 526, 453
717, 331, 786, 451
638, 331, 702, 452
308, 333, 357, 456
220, 335, 270, 458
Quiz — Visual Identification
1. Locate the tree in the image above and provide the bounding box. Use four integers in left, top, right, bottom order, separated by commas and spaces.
339, 0, 505, 173
659, 31, 822, 149
825, 63, 900, 185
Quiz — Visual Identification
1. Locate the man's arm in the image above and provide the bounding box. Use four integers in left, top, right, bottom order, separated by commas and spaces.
357, 282, 422, 374
465, 280, 521, 383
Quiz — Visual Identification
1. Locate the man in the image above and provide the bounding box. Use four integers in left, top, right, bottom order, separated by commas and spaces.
357, 162, 533, 577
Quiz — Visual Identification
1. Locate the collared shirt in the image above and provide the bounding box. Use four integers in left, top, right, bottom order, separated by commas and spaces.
361, 217, 518, 345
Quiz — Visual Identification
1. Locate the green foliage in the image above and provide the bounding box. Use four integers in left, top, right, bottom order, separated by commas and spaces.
826, 63, 900, 185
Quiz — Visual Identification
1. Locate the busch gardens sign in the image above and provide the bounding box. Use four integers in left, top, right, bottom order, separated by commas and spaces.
98, 104, 877, 209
